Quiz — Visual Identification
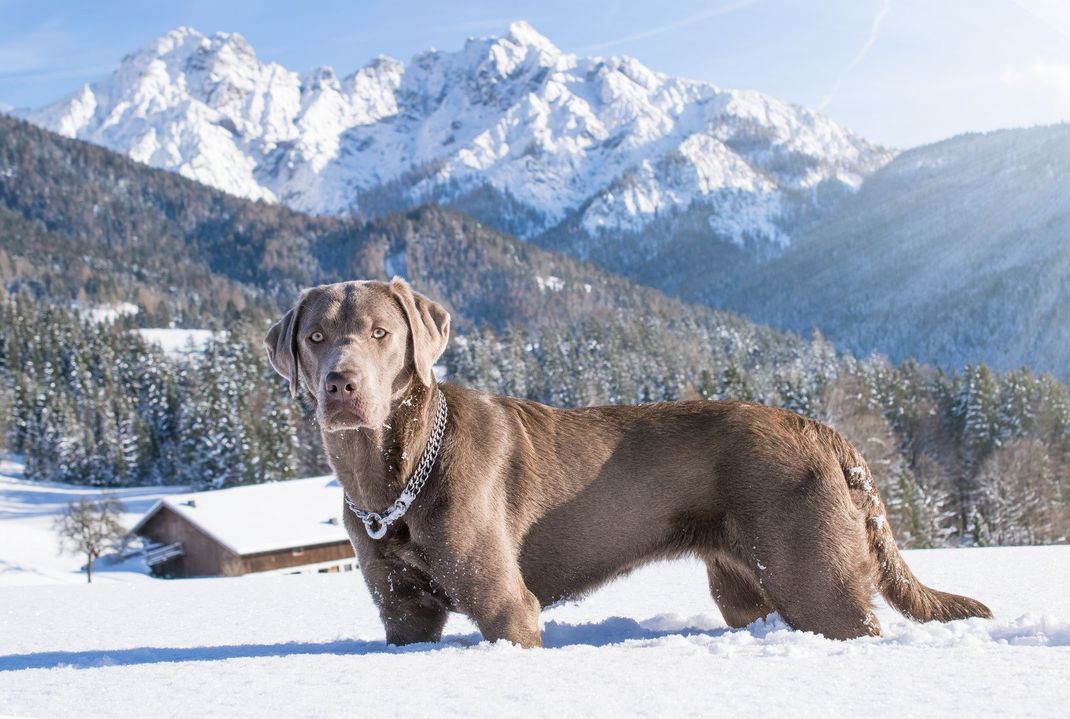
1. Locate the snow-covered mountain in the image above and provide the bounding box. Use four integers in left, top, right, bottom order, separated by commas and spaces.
25, 22, 892, 253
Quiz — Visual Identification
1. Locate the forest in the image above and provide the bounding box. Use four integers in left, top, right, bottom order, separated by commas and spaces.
2, 292, 1066, 549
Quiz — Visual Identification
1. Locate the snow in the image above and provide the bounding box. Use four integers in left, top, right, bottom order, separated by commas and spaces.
0, 464, 181, 587
536, 274, 565, 292
0, 546, 1067, 718
135, 328, 220, 356
76, 301, 139, 324
2, 457, 1068, 717
23, 23, 893, 252
131, 476, 348, 556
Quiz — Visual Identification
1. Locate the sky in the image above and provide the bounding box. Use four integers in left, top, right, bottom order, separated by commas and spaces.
1, 0, 1069, 148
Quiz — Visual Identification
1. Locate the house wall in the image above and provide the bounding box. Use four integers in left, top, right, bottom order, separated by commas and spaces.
138, 508, 243, 578
239, 541, 355, 574
137, 508, 356, 578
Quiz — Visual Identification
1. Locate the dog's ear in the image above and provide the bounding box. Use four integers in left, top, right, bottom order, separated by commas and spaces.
264, 293, 307, 398
390, 277, 450, 387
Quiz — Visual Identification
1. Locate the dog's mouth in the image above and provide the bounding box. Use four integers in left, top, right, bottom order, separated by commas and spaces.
319, 400, 377, 432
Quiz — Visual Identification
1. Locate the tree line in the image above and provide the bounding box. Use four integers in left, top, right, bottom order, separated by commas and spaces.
1, 294, 315, 488
2, 293, 1066, 549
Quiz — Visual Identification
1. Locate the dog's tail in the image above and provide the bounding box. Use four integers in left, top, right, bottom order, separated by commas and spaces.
830, 432, 992, 623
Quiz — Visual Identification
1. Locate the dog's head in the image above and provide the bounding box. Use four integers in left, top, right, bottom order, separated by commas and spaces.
264, 278, 450, 432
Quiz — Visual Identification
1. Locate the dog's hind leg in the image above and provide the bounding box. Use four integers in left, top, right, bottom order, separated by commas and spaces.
750, 483, 883, 640
705, 554, 774, 628
759, 553, 881, 640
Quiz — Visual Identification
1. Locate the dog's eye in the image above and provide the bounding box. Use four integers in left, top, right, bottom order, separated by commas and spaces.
371, 328, 387, 340
309, 331, 325, 344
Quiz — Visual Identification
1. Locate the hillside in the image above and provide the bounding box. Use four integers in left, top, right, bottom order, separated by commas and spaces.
723, 125, 1070, 373
0, 112, 790, 346
18, 26, 1070, 375
0, 114, 817, 489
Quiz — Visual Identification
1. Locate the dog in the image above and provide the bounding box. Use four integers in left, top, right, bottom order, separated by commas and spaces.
264, 278, 991, 646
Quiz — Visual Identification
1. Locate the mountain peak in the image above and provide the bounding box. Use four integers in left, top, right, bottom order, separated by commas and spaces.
503, 21, 559, 53
210, 30, 256, 57
366, 54, 404, 71
25, 23, 891, 254
111, 26, 258, 88
127, 26, 205, 65
159, 25, 206, 46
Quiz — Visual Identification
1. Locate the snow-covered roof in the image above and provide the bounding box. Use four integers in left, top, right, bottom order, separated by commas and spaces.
132, 476, 349, 556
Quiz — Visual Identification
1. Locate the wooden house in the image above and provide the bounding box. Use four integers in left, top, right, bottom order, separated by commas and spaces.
131, 476, 356, 578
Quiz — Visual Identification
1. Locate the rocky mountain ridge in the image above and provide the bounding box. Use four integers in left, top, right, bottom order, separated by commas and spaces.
25, 22, 891, 257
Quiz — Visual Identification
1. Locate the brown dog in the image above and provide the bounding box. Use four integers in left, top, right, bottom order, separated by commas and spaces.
265, 278, 991, 646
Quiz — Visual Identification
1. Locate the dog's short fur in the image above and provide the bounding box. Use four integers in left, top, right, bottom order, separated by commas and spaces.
265, 278, 991, 646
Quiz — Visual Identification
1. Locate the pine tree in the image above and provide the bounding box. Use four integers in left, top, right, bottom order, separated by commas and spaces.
967, 507, 992, 547
718, 364, 755, 402
959, 364, 1002, 471
775, 373, 816, 418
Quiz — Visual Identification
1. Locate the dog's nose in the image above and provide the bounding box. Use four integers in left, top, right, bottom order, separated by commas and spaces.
324, 371, 360, 396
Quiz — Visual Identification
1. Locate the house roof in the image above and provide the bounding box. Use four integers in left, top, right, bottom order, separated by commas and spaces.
131, 476, 350, 556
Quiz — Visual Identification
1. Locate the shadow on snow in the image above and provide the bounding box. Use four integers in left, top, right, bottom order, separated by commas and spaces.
0, 617, 729, 671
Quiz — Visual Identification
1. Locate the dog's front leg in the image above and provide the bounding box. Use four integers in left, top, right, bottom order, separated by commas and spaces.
347, 511, 450, 647
360, 553, 450, 645
467, 572, 542, 648
429, 534, 542, 648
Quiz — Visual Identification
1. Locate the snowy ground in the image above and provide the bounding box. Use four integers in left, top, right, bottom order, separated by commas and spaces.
0, 459, 179, 586
1, 466, 1068, 718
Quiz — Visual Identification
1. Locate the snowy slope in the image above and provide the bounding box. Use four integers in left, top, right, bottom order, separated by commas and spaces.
1, 459, 1068, 717
23, 23, 891, 254
0, 461, 179, 586
722, 124, 1070, 371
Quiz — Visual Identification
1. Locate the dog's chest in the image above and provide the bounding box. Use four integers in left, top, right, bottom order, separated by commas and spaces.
374, 522, 436, 576
372, 525, 458, 609
383, 527, 424, 566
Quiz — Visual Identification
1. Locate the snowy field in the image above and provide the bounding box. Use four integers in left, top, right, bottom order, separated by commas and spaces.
1, 466, 1068, 718
0, 459, 178, 587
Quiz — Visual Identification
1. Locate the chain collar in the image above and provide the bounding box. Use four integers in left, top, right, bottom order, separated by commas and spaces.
343, 388, 448, 540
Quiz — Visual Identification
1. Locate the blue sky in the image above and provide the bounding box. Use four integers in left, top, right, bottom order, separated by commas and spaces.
1, 0, 1069, 147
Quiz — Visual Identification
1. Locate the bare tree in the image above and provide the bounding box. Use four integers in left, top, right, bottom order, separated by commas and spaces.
54, 496, 127, 583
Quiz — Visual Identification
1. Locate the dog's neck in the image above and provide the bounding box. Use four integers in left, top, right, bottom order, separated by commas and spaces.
322, 380, 438, 511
